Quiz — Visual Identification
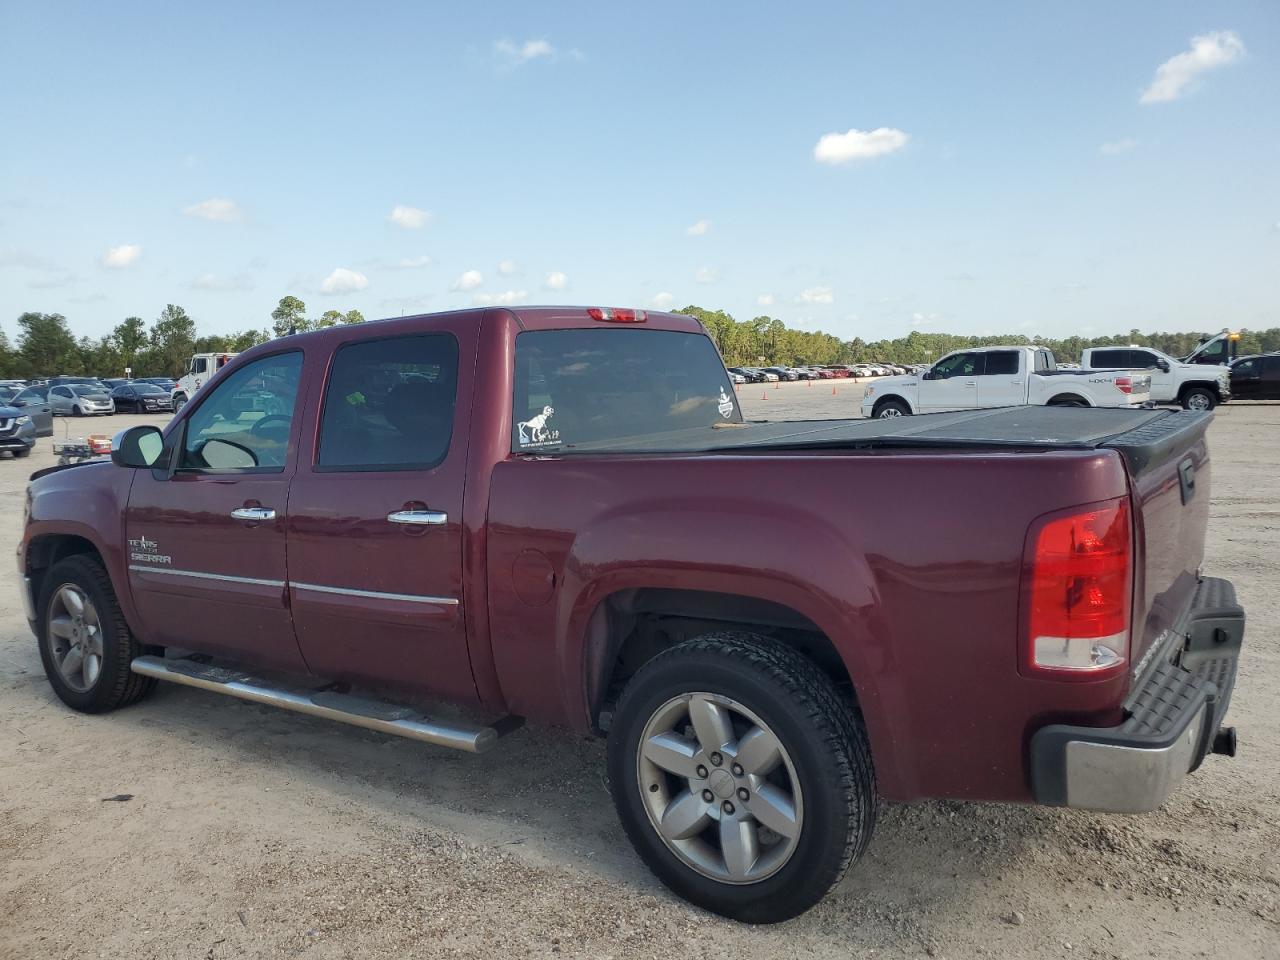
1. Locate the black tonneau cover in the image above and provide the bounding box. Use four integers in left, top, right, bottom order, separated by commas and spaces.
555, 407, 1211, 478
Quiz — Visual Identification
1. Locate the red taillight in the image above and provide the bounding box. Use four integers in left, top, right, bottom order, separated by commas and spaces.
588, 307, 647, 323
1115, 376, 1132, 395
1023, 498, 1132, 678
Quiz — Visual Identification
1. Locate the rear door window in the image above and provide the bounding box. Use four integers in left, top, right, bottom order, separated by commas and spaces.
316, 334, 459, 471
511, 329, 741, 452
1090, 349, 1129, 367
981, 351, 1019, 376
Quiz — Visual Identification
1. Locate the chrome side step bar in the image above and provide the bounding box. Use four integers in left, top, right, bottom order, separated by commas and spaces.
130, 655, 519, 753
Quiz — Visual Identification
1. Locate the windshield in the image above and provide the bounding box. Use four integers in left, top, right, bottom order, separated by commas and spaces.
69, 384, 106, 396
511, 328, 742, 453
133, 383, 166, 395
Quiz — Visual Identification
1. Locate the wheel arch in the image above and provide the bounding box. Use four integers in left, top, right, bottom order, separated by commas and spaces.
1178, 380, 1222, 400
871, 393, 914, 416
1047, 392, 1092, 407
25, 533, 106, 616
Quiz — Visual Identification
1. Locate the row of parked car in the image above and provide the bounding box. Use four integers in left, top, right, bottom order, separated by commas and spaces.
726, 363, 924, 384
0, 376, 179, 457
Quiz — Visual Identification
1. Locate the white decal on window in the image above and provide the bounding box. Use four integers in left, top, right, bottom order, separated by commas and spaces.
518, 405, 560, 448
717, 387, 735, 419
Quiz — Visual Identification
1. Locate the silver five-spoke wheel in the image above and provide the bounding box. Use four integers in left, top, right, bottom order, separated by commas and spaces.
46, 584, 103, 693
637, 692, 803, 884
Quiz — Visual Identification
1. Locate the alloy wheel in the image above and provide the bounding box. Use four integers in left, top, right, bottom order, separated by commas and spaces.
636, 692, 804, 884
46, 584, 103, 693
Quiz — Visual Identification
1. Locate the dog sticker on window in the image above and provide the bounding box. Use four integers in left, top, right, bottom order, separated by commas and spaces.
717, 387, 735, 419
518, 405, 560, 448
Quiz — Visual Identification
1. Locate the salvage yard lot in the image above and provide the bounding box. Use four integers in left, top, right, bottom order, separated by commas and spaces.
2, 393, 1277, 959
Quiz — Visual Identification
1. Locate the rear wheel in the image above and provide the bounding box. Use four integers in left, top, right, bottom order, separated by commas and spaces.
873, 398, 911, 419
36, 555, 156, 713
1048, 395, 1088, 407
607, 633, 876, 923
1181, 387, 1216, 411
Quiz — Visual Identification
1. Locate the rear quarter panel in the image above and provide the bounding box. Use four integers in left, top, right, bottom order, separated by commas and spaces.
485, 448, 1135, 803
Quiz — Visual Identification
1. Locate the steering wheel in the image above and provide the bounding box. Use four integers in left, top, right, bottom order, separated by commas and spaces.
249, 414, 292, 436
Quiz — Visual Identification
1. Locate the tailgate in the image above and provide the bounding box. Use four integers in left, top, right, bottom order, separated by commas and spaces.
1102, 411, 1212, 673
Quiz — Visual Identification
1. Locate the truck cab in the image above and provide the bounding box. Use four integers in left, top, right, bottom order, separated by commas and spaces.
172, 352, 238, 413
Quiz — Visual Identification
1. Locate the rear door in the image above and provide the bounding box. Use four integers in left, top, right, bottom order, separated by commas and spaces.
125, 349, 309, 671
975, 350, 1024, 407
921, 352, 981, 412
1265, 357, 1280, 399
285, 323, 476, 705
1129, 349, 1174, 400
13, 389, 53, 436
1230, 358, 1262, 399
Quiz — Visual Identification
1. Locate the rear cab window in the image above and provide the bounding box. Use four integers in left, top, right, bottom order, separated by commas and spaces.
511, 328, 742, 453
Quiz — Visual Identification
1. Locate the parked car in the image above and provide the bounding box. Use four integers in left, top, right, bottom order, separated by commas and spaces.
101, 378, 132, 391
21, 305, 1242, 922
8, 387, 54, 436
110, 382, 175, 414
47, 383, 115, 417
862, 346, 1151, 418
1081, 346, 1231, 411
47, 376, 107, 389
134, 377, 178, 391
764, 366, 798, 381
1228, 352, 1280, 401
0, 399, 38, 457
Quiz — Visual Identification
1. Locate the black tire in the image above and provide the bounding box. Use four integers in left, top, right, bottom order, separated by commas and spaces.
172, 394, 187, 414
14, 446, 31, 458
1181, 387, 1217, 411
36, 555, 156, 713
72, 404, 83, 417
1048, 395, 1088, 407
873, 398, 911, 419
607, 632, 876, 923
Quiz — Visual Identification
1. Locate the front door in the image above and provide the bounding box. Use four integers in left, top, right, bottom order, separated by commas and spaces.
921, 352, 981, 413
1230, 358, 1262, 400
125, 350, 309, 672
285, 327, 476, 704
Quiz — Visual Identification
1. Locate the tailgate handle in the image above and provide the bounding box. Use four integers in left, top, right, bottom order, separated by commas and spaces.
1178, 458, 1196, 505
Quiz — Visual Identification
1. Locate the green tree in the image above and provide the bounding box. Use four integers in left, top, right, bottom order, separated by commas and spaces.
143, 304, 198, 377
271, 295, 309, 337
342, 309, 365, 325
112, 316, 148, 372
16, 312, 81, 375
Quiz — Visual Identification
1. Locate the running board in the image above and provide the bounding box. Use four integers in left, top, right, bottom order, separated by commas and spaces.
130, 655, 519, 753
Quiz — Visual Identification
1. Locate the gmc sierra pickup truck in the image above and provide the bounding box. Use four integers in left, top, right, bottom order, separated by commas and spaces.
19, 307, 1244, 922
861, 345, 1151, 419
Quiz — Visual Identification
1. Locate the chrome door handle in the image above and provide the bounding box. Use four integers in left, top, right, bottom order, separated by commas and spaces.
231, 507, 276, 522
387, 510, 448, 526
963, 380, 976, 386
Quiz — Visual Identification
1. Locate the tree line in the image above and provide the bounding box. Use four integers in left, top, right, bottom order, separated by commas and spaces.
1, 298, 1275, 380
0, 298, 364, 379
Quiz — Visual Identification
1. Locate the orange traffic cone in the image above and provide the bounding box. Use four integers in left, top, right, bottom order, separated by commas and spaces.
761, 391, 768, 400
832, 385, 838, 395
806, 378, 812, 387
774, 381, 780, 390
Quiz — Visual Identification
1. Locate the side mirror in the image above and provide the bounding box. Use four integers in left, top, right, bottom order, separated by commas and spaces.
1156, 359, 1171, 372
111, 425, 164, 468
921, 370, 937, 381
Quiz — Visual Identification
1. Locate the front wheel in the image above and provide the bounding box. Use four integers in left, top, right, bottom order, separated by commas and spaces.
14, 446, 31, 458
72, 404, 83, 417
172, 394, 187, 414
1181, 387, 1216, 412
607, 633, 876, 923
36, 555, 156, 713
874, 399, 911, 419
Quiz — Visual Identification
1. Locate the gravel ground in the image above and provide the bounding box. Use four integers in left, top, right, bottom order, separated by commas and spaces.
1, 393, 1277, 960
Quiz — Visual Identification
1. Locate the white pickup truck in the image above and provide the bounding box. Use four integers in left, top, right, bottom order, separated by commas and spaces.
861, 345, 1151, 419
171, 351, 239, 413
1080, 346, 1230, 411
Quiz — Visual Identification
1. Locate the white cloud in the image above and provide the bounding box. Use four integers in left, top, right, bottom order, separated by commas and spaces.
797, 286, 834, 304
910, 312, 942, 328
389, 205, 431, 228
101, 244, 142, 268
1140, 31, 1245, 104
498, 258, 519, 275
651, 291, 676, 309
756, 293, 776, 306
182, 198, 243, 222
451, 269, 483, 291
394, 255, 432, 269
686, 219, 711, 236
189, 272, 254, 291
320, 267, 369, 294
494, 38, 557, 67
814, 127, 909, 164
543, 270, 568, 290
473, 290, 528, 306
1099, 137, 1139, 156
695, 266, 718, 284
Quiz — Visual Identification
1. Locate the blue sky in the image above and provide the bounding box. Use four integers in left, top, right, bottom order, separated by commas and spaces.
2, 1, 1277, 343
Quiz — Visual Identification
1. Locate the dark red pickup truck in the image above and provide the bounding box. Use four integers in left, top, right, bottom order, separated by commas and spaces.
19, 306, 1244, 921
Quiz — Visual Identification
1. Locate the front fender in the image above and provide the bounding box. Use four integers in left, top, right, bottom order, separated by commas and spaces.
22, 462, 139, 633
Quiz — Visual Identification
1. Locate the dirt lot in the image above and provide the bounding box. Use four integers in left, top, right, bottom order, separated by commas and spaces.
2, 391, 1277, 960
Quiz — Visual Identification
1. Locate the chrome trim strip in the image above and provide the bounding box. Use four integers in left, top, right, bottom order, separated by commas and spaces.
21, 575, 37, 621
290, 581, 459, 606
128, 565, 285, 588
